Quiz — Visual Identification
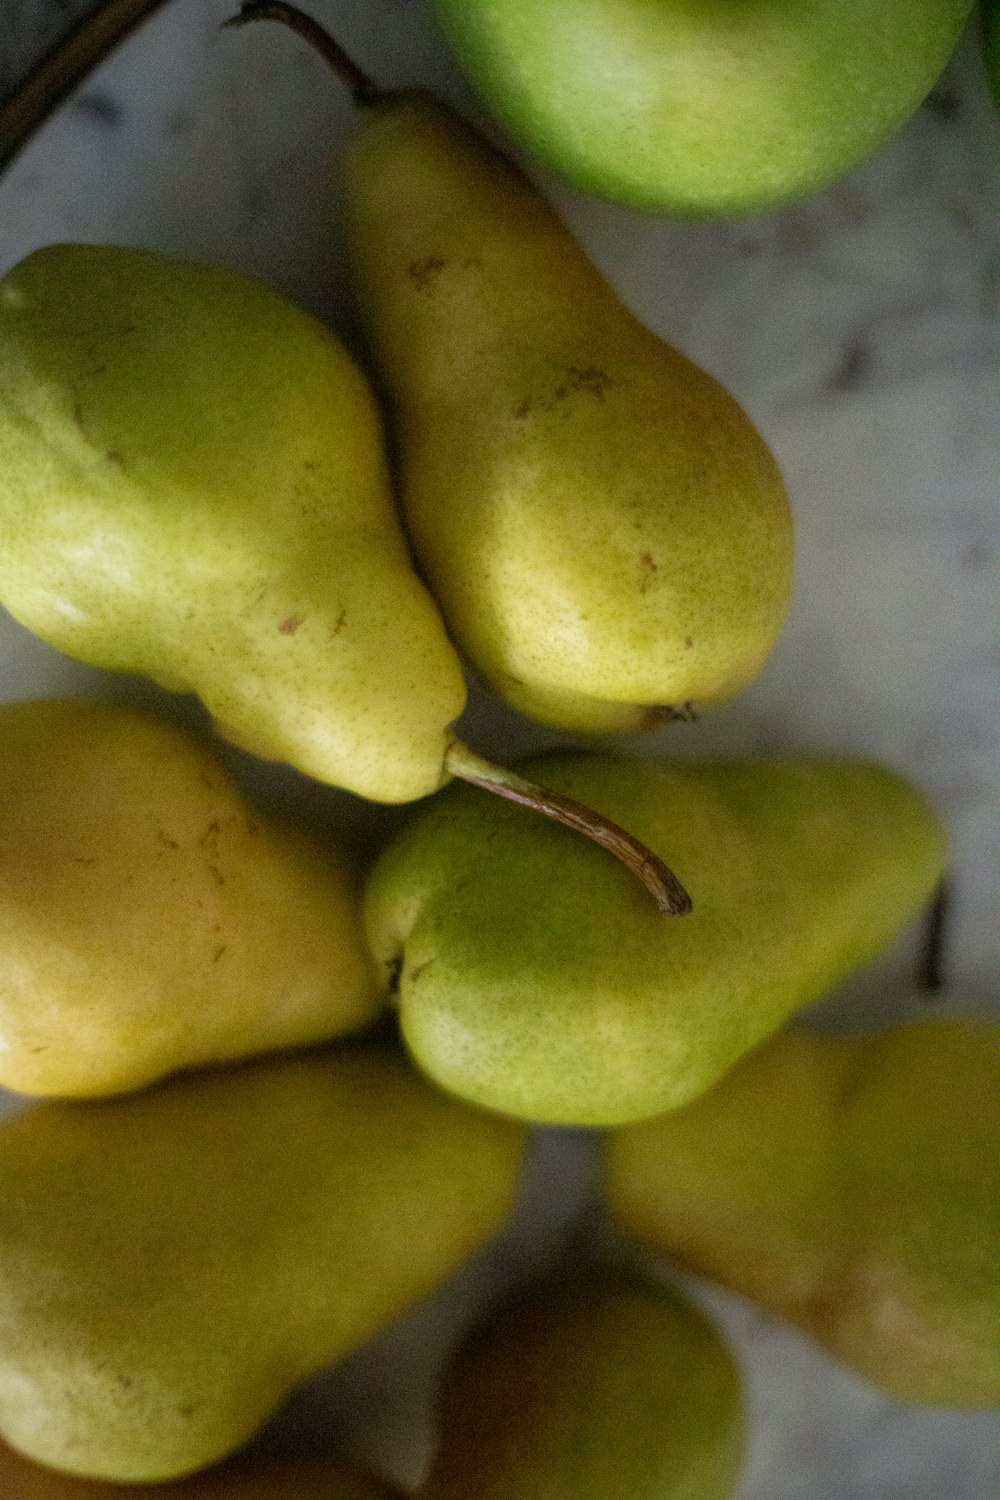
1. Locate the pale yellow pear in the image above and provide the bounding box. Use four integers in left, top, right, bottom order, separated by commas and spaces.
344, 94, 793, 733
0, 1040, 526, 1481
0, 696, 379, 1097
0, 244, 466, 803
421, 1267, 744, 1499
0, 1440, 402, 1500
605, 1019, 1000, 1406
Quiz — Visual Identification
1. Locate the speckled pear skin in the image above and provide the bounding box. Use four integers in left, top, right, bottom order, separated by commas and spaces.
431, 0, 974, 216
365, 752, 947, 1126
0, 244, 466, 803
0, 1041, 526, 1482
605, 1020, 1000, 1407
421, 1267, 744, 1500
345, 97, 792, 735
0, 696, 380, 1098
0, 1440, 403, 1500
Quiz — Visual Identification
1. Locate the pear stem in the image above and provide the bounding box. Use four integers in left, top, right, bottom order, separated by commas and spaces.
445, 742, 692, 918
223, 2, 383, 106
0, 0, 170, 174
916, 879, 950, 995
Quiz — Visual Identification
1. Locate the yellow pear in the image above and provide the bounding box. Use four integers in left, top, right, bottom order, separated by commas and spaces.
605, 1019, 1000, 1406
0, 1440, 402, 1499
0, 1039, 526, 1481
0, 696, 379, 1097
345, 108, 793, 735
421, 1267, 745, 1499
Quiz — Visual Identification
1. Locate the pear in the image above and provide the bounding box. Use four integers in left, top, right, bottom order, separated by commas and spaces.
0, 241, 466, 805
421, 1267, 745, 1500
0, 695, 380, 1098
432, 0, 973, 216
345, 95, 792, 735
605, 1019, 1000, 1407
0, 1039, 526, 1482
0, 1440, 402, 1499
230, 3, 793, 737
365, 751, 947, 1125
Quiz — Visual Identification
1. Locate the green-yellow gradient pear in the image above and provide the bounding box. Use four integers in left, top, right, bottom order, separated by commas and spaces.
420, 1267, 744, 1500
605, 1019, 1000, 1406
0, 243, 466, 803
0, 1040, 526, 1482
343, 91, 793, 734
365, 752, 947, 1125
0, 1440, 403, 1500
0, 696, 379, 1098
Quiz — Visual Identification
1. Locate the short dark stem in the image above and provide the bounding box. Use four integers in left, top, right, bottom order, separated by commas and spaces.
916, 879, 950, 996
223, 2, 382, 107
445, 743, 692, 918
0, 0, 169, 175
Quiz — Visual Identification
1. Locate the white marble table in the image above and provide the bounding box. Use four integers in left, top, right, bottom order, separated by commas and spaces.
0, 3, 998, 1495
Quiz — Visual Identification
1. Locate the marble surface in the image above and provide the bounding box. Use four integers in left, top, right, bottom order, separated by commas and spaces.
0, 2, 998, 1495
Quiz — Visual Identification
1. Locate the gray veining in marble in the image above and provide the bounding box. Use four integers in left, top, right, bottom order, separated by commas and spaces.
0, 2, 998, 1495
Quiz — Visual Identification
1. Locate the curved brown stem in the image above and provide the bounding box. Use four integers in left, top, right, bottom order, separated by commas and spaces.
0, 0, 171, 176
223, 2, 382, 106
445, 743, 692, 918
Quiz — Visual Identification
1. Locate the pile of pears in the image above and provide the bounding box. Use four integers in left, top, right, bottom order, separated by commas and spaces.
0, 1, 995, 1494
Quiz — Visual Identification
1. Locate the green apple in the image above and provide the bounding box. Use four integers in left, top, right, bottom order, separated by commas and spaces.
433, 0, 974, 215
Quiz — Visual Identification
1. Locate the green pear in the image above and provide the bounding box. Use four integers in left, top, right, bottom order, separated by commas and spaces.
0, 1440, 402, 1500
0, 1039, 526, 1482
432, 0, 973, 216
365, 751, 947, 1125
341, 86, 793, 734
421, 1267, 744, 1500
0, 695, 381, 1098
0, 242, 466, 804
605, 1019, 1000, 1406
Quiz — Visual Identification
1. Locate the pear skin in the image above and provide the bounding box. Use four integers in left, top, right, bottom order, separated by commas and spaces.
0, 244, 466, 803
0, 696, 380, 1098
344, 94, 792, 734
605, 1019, 1000, 1406
0, 1040, 526, 1481
0, 1440, 402, 1499
365, 752, 947, 1125
421, 1267, 744, 1500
